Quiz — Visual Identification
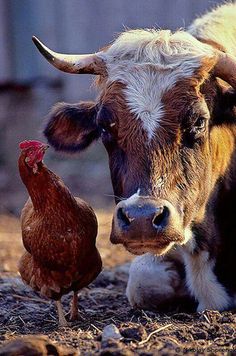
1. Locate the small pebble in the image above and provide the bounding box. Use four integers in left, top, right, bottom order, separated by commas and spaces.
102, 324, 122, 342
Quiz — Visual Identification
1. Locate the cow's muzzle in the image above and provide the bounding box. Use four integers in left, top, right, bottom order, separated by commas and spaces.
110, 194, 183, 255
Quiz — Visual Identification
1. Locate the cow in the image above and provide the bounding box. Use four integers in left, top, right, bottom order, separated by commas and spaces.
33, 3, 236, 312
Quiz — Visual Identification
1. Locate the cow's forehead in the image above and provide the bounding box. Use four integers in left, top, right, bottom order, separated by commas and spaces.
100, 29, 216, 140
104, 29, 215, 70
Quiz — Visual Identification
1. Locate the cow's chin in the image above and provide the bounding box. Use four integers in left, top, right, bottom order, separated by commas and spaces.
110, 228, 185, 256
123, 241, 175, 256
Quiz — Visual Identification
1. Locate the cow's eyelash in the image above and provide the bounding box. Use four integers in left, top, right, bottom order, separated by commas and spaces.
183, 114, 208, 131
193, 116, 206, 129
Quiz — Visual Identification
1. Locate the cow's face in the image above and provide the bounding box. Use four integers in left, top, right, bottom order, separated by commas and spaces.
39, 30, 236, 256
97, 74, 214, 255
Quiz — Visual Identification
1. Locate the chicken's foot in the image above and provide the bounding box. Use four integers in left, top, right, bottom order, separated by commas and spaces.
55, 300, 68, 327
70, 291, 79, 321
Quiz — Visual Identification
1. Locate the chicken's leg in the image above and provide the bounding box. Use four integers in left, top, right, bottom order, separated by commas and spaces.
70, 291, 79, 321
55, 300, 68, 327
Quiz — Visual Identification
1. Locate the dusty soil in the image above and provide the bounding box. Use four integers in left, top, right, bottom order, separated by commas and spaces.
0, 212, 235, 355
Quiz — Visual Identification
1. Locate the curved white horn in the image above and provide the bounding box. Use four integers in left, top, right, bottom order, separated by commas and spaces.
32, 36, 106, 75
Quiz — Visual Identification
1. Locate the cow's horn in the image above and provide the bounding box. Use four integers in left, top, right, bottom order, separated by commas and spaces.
214, 51, 236, 89
32, 36, 106, 75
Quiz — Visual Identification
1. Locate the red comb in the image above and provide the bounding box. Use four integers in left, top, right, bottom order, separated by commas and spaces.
19, 140, 46, 150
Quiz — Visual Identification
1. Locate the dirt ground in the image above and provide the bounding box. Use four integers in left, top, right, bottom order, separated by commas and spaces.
0, 212, 235, 355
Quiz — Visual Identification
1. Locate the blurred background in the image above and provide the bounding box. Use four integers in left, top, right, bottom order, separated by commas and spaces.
0, 0, 224, 214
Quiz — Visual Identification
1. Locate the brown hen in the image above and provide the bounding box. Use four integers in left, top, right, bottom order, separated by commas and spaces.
18, 140, 102, 326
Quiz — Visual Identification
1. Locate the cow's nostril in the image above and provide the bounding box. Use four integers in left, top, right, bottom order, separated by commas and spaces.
117, 207, 131, 228
152, 206, 169, 229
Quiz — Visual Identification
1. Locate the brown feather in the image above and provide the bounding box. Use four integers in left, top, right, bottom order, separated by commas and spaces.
18, 149, 102, 301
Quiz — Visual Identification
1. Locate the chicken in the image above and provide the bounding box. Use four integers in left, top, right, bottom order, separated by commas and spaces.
18, 140, 102, 326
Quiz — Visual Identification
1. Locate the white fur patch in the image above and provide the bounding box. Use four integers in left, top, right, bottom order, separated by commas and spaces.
182, 226, 195, 247
126, 253, 186, 308
103, 29, 216, 140
123, 189, 140, 205
189, 3, 236, 57
183, 250, 232, 311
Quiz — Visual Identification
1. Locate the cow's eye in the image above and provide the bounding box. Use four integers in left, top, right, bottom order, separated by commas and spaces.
190, 116, 207, 137
99, 122, 115, 135
101, 126, 107, 133
183, 116, 208, 147
97, 105, 116, 137
194, 116, 206, 130
99, 121, 117, 146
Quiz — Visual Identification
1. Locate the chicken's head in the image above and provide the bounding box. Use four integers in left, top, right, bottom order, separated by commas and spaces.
19, 140, 49, 173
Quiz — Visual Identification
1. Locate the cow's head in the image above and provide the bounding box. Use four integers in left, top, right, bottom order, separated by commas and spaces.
33, 30, 236, 255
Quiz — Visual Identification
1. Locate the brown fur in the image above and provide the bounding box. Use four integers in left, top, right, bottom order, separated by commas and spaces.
42, 29, 236, 306
96, 59, 236, 267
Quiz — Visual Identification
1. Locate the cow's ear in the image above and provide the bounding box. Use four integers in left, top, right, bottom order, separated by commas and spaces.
44, 101, 100, 152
